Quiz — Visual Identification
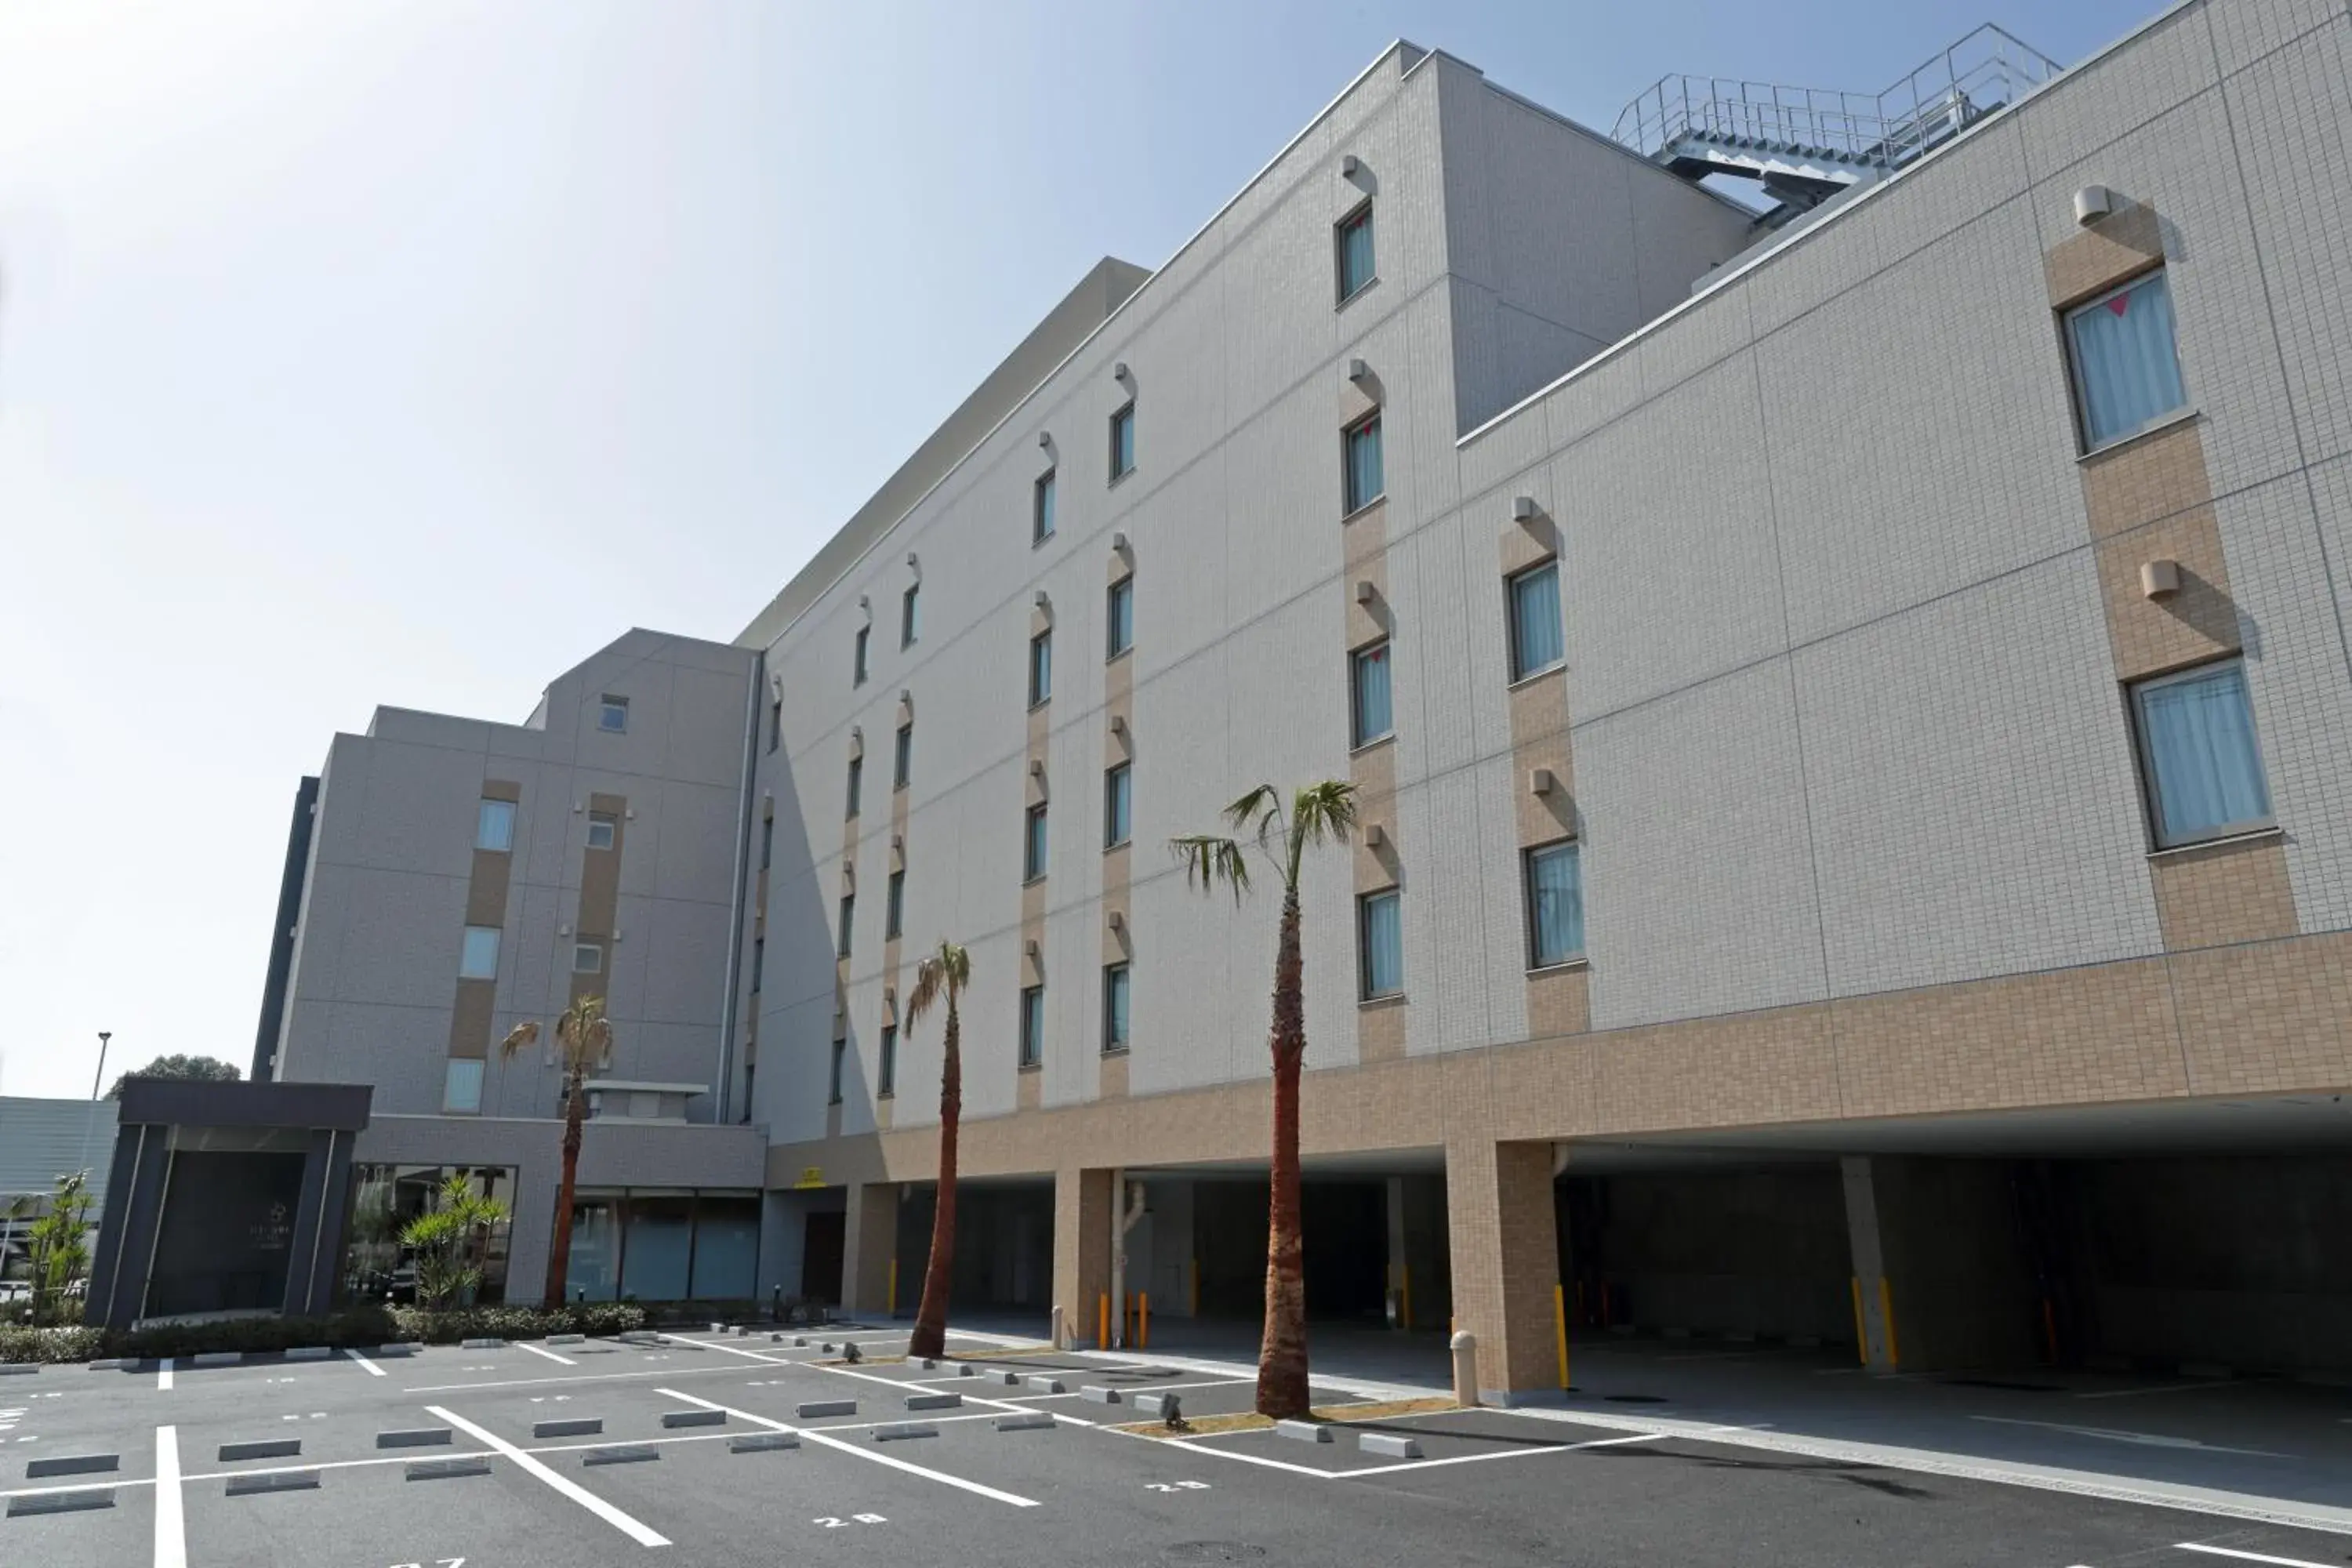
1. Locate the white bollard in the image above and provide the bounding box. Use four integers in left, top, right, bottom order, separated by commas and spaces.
1450, 1330, 1479, 1407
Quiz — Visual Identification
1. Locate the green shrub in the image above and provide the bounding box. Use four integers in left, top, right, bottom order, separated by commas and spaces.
0, 1325, 107, 1364
388, 1303, 648, 1344
107, 1306, 399, 1362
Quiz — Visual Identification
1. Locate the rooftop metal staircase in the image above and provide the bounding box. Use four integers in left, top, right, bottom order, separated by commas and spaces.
1611, 25, 2062, 219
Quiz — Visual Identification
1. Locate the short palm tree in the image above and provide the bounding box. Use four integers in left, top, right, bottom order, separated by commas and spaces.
401, 1173, 512, 1310
902, 941, 971, 1359
500, 995, 613, 1304
1171, 780, 1357, 1419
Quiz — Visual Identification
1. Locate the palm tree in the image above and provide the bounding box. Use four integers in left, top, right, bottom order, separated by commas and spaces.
499, 996, 613, 1305
902, 941, 971, 1359
400, 1173, 512, 1310
1172, 780, 1357, 1419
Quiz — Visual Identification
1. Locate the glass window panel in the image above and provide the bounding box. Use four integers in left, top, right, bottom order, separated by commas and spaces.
688, 1195, 760, 1301
1351, 641, 1392, 746
1510, 562, 1564, 679
2135, 659, 2272, 846
1030, 630, 1053, 706
760, 815, 773, 869
902, 582, 920, 646
441, 1058, 484, 1113
1526, 842, 1585, 967
563, 1195, 622, 1302
573, 942, 603, 974
1025, 804, 1049, 880
1107, 575, 1134, 657
476, 799, 515, 852
587, 813, 616, 851
1035, 470, 1056, 542
1103, 964, 1130, 1052
879, 1025, 897, 1096
1345, 416, 1384, 513
848, 753, 864, 816
837, 894, 855, 957
2067, 270, 2188, 448
853, 626, 869, 684
459, 926, 500, 979
1104, 763, 1132, 848
1110, 404, 1135, 479
619, 1194, 692, 1302
1020, 985, 1045, 1066
1359, 891, 1403, 999
1338, 205, 1376, 299
886, 869, 905, 938
829, 1038, 845, 1104
895, 724, 913, 788
598, 697, 628, 732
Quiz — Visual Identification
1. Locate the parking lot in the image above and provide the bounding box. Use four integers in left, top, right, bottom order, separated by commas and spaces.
7, 1325, 2352, 1567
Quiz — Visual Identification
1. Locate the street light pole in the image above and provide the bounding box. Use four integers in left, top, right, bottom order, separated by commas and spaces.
90, 1032, 111, 1101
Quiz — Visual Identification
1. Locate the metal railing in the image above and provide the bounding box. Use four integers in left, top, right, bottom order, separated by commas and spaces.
1611, 24, 2063, 172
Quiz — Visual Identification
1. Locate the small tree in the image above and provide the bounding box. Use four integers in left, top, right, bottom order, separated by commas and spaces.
1172, 780, 1356, 1418
400, 1174, 510, 1310
902, 941, 971, 1360
24, 1171, 95, 1327
106, 1055, 241, 1099
499, 996, 615, 1303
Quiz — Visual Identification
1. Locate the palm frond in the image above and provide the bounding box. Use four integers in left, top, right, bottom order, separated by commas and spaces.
1290, 779, 1358, 849
905, 941, 969, 1030
1221, 782, 1281, 837
553, 996, 615, 1072
1170, 833, 1252, 902
496, 1020, 541, 1060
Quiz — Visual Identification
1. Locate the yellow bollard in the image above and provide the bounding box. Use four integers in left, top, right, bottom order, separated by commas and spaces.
1878, 1277, 1900, 1370
1553, 1282, 1570, 1389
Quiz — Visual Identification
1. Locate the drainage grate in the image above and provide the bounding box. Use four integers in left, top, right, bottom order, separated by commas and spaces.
1165, 1545, 1269, 1563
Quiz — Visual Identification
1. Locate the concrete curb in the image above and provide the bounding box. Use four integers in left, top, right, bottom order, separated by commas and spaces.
730, 1432, 800, 1454
533, 1418, 603, 1439
86, 1359, 132, 1372
873, 1423, 937, 1442
283, 1347, 332, 1362
1359, 1432, 1421, 1458
226, 1472, 320, 1497
662, 1410, 726, 1428
6, 1489, 114, 1516
547, 1334, 586, 1346
218, 1439, 301, 1462
995, 1412, 1056, 1432
1080, 1386, 1123, 1405
27, 1453, 118, 1479
1025, 1376, 1065, 1394
583, 1446, 660, 1466
405, 1457, 492, 1482
459, 1338, 506, 1350
376, 1428, 452, 1449
904, 1392, 962, 1411
1276, 1420, 1332, 1444
191, 1352, 242, 1367
796, 1399, 857, 1418
0, 1364, 36, 1377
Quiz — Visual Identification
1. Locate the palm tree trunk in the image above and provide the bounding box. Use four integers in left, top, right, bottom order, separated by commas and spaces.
909, 995, 961, 1359
543, 1069, 586, 1305
1258, 886, 1312, 1418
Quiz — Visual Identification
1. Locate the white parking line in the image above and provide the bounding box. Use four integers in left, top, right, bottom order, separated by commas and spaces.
427, 1405, 669, 1547
513, 1341, 579, 1367
656, 1388, 1038, 1507
342, 1348, 385, 1378
406, 1364, 750, 1396
2074, 1381, 2238, 1401
154, 1425, 186, 1568
157, 1358, 173, 1393
2177, 1545, 2336, 1567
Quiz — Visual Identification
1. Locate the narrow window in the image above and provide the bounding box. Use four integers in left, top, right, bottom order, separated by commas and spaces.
459, 925, 501, 980
829, 1037, 846, 1105
1508, 561, 1564, 681
1358, 889, 1403, 1000
1103, 762, 1132, 848
476, 798, 516, 852
1524, 841, 1585, 968
886, 868, 905, 939
1109, 402, 1136, 482
1019, 985, 1046, 1067
750, 936, 764, 993
768, 695, 781, 753
878, 1025, 897, 1097
1029, 629, 1054, 707
760, 815, 774, 870
1335, 201, 1376, 302
1102, 962, 1131, 1054
2131, 658, 2272, 848
442, 1058, 485, 1115
894, 722, 913, 789
1034, 469, 1057, 543
837, 891, 855, 959
847, 753, 864, 818
853, 625, 870, 686
741, 1063, 754, 1120
586, 811, 617, 851
572, 941, 604, 975
902, 583, 920, 648
1024, 802, 1050, 881
1343, 412, 1384, 514
2065, 268, 2187, 450
597, 695, 629, 733
1106, 575, 1134, 659
1350, 641, 1393, 748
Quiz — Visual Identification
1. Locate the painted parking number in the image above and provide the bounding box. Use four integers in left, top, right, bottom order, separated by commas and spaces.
1147, 1481, 1210, 1493
815, 1515, 887, 1527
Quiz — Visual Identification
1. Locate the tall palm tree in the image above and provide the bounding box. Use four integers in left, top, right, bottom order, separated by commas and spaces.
1171, 780, 1357, 1419
499, 995, 614, 1305
902, 941, 971, 1359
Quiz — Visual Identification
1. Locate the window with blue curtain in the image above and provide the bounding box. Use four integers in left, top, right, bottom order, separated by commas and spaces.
1029, 630, 1053, 706
1524, 841, 1584, 967
2133, 659, 2270, 847
1355, 639, 1383, 747
1025, 803, 1049, 880
1509, 561, 1564, 679
1110, 403, 1136, 481
1020, 985, 1045, 1066
476, 798, 515, 851
1359, 889, 1403, 999
2067, 270, 2187, 449
1034, 469, 1056, 543
1351, 641, 1392, 747
1336, 203, 1375, 301
1103, 963, 1131, 1053
1107, 575, 1134, 658
1104, 762, 1132, 848
1344, 413, 1384, 514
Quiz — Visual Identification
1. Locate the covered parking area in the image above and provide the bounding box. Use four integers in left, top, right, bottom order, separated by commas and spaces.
1559, 1095, 2352, 1377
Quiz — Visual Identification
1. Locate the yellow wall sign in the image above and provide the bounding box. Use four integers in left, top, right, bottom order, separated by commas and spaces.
792, 1166, 826, 1190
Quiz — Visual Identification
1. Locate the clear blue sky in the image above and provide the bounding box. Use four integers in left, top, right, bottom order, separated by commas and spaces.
0, 0, 2154, 1099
